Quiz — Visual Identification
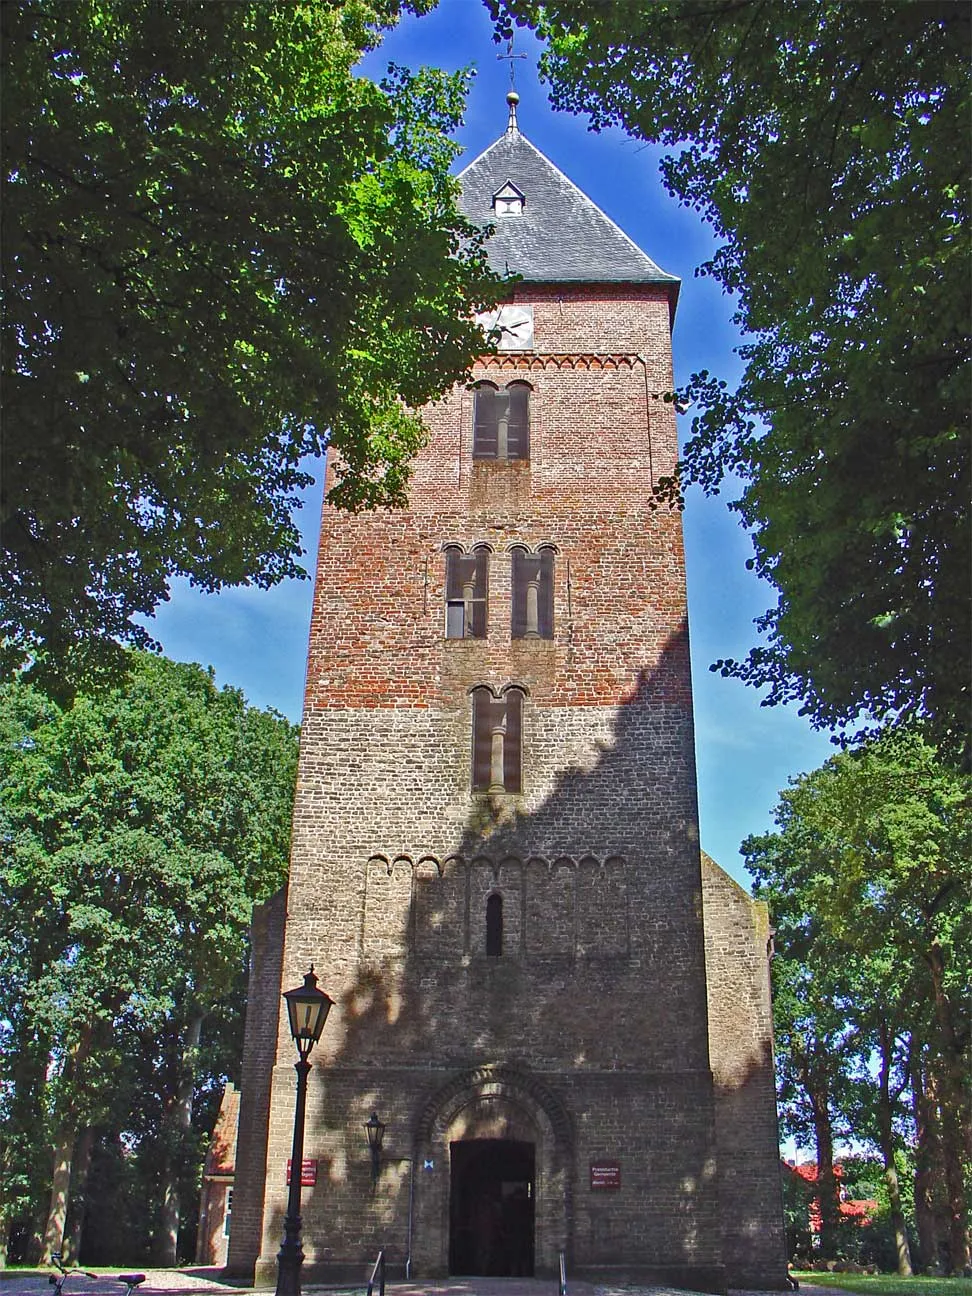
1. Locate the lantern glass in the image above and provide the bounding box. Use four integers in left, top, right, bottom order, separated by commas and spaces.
283, 968, 333, 1054
364, 1112, 386, 1152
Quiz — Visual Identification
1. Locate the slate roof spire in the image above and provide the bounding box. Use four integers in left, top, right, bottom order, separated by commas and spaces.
457, 111, 679, 302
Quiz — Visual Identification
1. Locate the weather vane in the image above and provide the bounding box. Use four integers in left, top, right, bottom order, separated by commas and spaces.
497, 33, 527, 89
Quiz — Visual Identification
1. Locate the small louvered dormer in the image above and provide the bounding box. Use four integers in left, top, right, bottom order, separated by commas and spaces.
492, 180, 525, 216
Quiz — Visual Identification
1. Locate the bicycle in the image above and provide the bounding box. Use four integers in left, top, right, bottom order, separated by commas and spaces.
50, 1251, 145, 1295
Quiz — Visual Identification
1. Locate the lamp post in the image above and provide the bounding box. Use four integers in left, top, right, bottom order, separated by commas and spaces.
364, 1111, 386, 1184
276, 967, 333, 1296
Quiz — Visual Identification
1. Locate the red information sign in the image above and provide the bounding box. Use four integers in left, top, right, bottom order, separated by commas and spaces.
590, 1161, 621, 1192
286, 1158, 318, 1187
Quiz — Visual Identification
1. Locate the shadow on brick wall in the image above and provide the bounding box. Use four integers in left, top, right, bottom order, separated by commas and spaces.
234, 626, 788, 1288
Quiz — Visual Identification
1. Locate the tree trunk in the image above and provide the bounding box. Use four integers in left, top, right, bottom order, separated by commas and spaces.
62, 1127, 94, 1264
154, 1014, 203, 1267
39, 1020, 97, 1266
876, 1022, 912, 1275
926, 940, 971, 1272
40, 1126, 76, 1265
911, 1038, 942, 1273
806, 1059, 841, 1258
937, 1060, 971, 1273
4, 1005, 52, 1266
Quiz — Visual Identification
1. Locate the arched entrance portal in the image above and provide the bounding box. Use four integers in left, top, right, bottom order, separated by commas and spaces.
411, 1065, 572, 1278
449, 1138, 535, 1276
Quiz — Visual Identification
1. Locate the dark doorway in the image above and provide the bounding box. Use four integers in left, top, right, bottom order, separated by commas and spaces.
449, 1139, 535, 1276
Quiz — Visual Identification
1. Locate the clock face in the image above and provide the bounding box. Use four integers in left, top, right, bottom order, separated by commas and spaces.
476, 304, 535, 352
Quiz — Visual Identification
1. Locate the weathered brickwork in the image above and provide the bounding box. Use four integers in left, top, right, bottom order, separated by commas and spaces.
233, 171, 787, 1291
303, 288, 685, 715
702, 854, 789, 1285
226, 890, 286, 1280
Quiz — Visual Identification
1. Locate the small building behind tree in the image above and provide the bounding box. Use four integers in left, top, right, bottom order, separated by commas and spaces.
195, 1084, 239, 1268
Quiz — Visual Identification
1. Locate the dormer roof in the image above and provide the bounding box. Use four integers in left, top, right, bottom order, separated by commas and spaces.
457, 126, 679, 298
492, 180, 525, 215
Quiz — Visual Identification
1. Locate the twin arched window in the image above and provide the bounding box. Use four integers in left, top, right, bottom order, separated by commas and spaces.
444, 545, 554, 641
471, 686, 523, 794
473, 380, 530, 460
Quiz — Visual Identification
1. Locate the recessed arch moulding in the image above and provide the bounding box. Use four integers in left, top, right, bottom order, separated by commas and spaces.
409, 1065, 573, 1277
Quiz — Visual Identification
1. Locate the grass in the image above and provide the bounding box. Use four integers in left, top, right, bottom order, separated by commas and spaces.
794, 1273, 972, 1296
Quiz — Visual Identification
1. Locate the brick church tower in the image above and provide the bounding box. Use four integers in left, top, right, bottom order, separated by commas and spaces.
229, 95, 788, 1291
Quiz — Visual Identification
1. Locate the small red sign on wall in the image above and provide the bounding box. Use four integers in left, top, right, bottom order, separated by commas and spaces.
286, 1159, 318, 1186
590, 1161, 621, 1191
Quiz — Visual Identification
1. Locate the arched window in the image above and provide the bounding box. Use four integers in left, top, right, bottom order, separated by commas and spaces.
473, 381, 530, 461
485, 893, 503, 956
445, 545, 488, 639
511, 546, 555, 639
472, 686, 523, 793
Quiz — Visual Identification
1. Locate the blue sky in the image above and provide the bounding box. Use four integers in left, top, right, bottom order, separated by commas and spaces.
144, 0, 835, 887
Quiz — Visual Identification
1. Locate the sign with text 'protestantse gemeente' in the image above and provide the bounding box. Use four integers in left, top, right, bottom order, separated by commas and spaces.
590, 1161, 621, 1191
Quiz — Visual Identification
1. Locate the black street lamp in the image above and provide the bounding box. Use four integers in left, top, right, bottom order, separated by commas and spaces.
364, 1111, 386, 1183
276, 967, 333, 1296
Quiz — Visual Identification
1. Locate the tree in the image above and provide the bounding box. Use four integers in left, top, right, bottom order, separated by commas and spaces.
2, 0, 501, 696
491, 0, 971, 752
0, 653, 298, 1265
746, 727, 971, 1272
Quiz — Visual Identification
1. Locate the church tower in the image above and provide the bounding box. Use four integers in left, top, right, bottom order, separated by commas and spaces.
230, 95, 788, 1291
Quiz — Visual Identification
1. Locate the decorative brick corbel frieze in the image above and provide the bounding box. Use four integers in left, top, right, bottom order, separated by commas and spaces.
476, 352, 641, 373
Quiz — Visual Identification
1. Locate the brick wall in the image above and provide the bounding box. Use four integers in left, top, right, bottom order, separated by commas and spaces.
236, 280, 786, 1291
703, 854, 789, 1286
225, 889, 286, 1280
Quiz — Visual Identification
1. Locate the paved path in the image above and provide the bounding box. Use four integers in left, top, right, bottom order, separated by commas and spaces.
1, 1272, 826, 1296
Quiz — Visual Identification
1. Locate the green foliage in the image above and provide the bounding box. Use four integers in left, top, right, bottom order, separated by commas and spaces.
746, 726, 971, 1269
748, 727, 971, 1019
841, 1153, 897, 1216
2, 0, 502, 696
0, 652, 298, 1259
491, 0, 971, 749
782, 1164, 815, 1259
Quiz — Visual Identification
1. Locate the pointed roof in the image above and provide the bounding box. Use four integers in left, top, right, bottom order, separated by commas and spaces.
457, 108, 679, 297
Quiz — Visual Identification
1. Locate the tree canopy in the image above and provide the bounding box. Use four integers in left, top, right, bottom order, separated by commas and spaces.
746, 727, 971, 1271
493, 0, 971, 751
2, 0, 501, 696
0, 652, 299, 1265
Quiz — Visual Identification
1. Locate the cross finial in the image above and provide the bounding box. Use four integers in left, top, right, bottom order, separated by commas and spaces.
497, 32, 527, 90
498, 34, 527, 134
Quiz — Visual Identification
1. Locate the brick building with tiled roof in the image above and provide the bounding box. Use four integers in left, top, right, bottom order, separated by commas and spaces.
196, 1083, 240, 1267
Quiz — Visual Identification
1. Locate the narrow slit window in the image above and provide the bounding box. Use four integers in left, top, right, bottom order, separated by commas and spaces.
473, 381, 530, 461
472, 687, 523, 793
445, 546, 488, 639
486, 893, 503, 956
511, 547, 554, 639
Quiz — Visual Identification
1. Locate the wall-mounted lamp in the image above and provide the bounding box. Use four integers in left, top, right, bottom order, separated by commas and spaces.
364, 1111, 386, 1183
